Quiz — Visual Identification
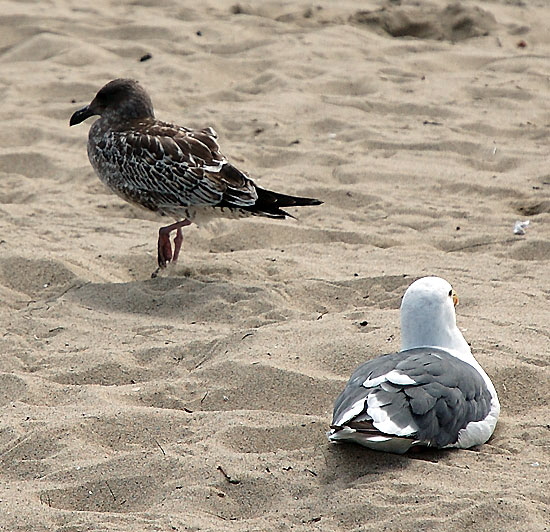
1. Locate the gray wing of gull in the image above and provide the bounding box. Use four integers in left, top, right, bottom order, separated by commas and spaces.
331, 347, 492, 448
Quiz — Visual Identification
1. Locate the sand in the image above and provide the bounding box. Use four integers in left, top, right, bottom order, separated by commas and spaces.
0, 0, 549, 530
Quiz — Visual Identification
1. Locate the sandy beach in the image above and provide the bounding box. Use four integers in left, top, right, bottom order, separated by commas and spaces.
0, 0, 549, 530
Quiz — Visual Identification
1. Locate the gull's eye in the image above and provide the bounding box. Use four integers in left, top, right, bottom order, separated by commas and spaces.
448, 289, 453, 297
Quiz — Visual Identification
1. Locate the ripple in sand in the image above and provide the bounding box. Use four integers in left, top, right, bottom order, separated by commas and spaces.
0, 257, 79, 299
0, 373, 27, 406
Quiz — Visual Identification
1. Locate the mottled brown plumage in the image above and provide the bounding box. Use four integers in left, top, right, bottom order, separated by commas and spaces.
70, 79, 322, 274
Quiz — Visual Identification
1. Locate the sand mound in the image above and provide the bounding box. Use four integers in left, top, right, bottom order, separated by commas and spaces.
351, 2, 498, 41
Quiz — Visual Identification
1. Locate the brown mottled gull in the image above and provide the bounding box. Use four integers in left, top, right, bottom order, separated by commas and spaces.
70, 79, 322, 275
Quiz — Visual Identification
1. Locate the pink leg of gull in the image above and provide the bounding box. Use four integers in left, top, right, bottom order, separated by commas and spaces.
154, 220, 192, 275
172, 227, 185, 263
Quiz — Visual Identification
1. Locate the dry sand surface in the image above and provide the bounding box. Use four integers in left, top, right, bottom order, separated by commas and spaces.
1, 0, 549, 530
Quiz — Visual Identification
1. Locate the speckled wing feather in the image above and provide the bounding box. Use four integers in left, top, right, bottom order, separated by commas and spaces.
92, 118, 258, 215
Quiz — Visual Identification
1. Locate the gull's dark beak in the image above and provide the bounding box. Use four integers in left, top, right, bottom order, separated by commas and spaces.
70, 105, 95, 126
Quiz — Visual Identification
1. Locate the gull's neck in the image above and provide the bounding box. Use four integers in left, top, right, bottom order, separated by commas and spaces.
400, 305, 473, 364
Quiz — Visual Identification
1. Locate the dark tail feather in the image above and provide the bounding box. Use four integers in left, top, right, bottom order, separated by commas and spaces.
252, 187, 322, 218
258, 187, 323, 207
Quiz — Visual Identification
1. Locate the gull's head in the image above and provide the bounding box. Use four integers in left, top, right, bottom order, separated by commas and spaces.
400, 276, 468, 355
70, 78, 155, 126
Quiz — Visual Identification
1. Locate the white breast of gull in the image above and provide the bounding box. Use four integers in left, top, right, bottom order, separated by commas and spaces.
328, 276, 500, 454
70, 79, 322, 276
